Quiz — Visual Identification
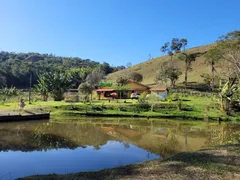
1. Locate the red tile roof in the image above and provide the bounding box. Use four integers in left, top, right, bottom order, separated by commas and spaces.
96, 88, 115, 92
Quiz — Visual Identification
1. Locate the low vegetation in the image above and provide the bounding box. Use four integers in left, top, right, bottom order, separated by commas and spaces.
1, 93, 239, 121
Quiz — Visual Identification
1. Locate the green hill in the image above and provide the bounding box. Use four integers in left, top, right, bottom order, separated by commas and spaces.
107, 43, 221, 86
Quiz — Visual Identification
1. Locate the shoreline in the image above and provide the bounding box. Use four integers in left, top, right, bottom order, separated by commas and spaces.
51, 110, 231, 122
18, 144, 240, 180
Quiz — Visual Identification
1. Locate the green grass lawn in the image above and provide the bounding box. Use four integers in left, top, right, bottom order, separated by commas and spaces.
0, 96, 238, 121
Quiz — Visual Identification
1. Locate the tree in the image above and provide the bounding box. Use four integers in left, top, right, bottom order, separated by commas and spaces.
160, 42, 170, 55
35, 74, 50, 101
129, 72, 143, 82
156, 63, 182, 88
67, 67, 93, 88
86, 71, 104, 89
161, 38, 187, 61
171, 38, 186, 53
35, 71, 72, 101
165, 67, 182, 88
126, 62, 132, 68
100, 62, 113, 74
116, 77, 128, 86
178, 52, 198, 86
0, 73, 6, 87
204, 47, 222, 90
155, 64, 168, 86
86, 71, 104, 100
216, 31, 240, 79
147, 93, 161, 112
78, 82, 93, 101
0, 86, 19, 104
220, 77, 240, 115
0, 51, 122, 88
200, 73, 212, 89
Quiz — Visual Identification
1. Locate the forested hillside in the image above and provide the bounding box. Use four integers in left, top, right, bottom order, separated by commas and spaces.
0, 51, 125, 88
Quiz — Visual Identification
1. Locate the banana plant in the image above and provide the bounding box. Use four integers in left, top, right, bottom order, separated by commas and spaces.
220, 78, 240, 114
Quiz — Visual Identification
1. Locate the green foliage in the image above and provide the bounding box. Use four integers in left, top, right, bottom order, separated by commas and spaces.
136, 103, 151, 112
138, 91, 148, 103
67, 67, 94, 88
35, 71, 72, 101
200, 73, 212, 89
178, 52, 198, 86
86, 71, 104, 89
78, 82, 93, 101
0, 86, 19, 104
216, 31, 240, 79
219, 78, 240, 114
0, 69, 7, 86
161, 38, 187, 57
0, 51, 125, 88
147, 93, 161, 112
116, 77, 128, 86
128, 72, 143, 82
156, 63, 181, 88
35, 74, 50, 101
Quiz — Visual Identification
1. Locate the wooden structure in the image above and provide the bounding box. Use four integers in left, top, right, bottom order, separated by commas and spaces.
0, 111, 50, 122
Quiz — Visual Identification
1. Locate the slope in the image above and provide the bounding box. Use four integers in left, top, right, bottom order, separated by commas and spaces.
106, 43, 222, 86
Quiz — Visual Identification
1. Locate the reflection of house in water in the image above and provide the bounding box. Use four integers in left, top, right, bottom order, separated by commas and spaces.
99, 126, 144, 141
98, 124, 208, 157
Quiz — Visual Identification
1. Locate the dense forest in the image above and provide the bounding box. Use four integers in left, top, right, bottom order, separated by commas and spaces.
0, 51, 125, 88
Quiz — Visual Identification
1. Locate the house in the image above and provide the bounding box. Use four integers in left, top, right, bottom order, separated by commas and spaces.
95, 80, 168, 100
95, 80, 149, 99
150, 88, 168, 100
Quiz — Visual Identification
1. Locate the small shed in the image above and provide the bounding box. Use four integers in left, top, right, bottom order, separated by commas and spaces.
150, 88, 168, 100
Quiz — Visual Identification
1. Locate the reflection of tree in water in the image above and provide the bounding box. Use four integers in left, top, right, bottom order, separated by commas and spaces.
34, 122, 117, 149
0, 128, 78, 152
149, 129, 180, 157
0, 122, 117, 152
122, 142, 130, 149
204, 124, 240, 147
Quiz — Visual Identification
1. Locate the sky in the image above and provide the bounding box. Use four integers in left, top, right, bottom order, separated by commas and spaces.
0, 0, 239, 66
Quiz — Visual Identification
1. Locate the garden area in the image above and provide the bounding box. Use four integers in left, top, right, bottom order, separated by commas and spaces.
1, 88, 239, 121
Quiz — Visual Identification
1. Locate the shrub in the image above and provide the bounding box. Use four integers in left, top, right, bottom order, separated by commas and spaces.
136, 103, 151, 111
138, 91, 148, 103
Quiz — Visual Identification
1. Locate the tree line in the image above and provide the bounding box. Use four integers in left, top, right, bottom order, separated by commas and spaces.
0, 51, 126, 88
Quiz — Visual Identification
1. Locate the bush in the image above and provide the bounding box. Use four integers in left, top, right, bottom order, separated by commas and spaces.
136, 103, 151, 111
138, 91, 148, 103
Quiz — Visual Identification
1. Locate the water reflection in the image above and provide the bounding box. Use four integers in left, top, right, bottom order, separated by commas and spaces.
0, 119, 239, 179
0, 120, 239, 154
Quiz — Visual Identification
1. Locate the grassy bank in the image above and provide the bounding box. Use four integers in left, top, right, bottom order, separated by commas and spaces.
19, 144, 240, 180
0, 96, 239, 121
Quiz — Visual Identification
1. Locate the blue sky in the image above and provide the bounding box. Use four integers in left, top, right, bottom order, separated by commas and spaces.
0, 0, 239, 66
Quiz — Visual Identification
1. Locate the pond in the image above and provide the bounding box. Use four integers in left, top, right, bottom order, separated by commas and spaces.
0, 118, 240, 179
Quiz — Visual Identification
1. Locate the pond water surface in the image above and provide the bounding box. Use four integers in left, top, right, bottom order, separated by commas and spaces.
0, 118, 240, 179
